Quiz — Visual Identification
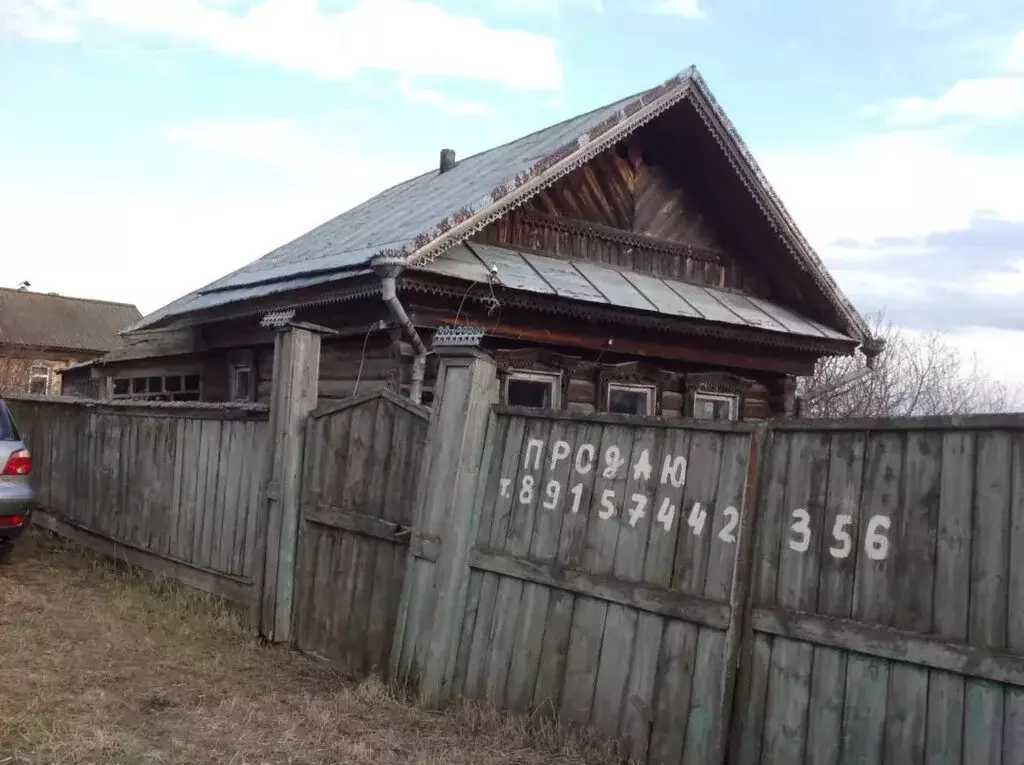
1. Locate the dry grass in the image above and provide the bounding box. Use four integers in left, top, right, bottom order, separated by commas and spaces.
0, 531, 623, 765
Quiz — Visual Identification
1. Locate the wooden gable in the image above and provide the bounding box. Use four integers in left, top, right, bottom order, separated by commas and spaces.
472, 131, 773, 299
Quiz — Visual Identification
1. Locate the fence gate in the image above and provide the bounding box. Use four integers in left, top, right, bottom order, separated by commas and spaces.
292, 390, 429, 673
440, 409, 759, 764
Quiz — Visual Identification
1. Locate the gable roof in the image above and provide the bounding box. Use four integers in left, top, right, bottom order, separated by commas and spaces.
129, 66, 874, 350
0, 288, 141, 354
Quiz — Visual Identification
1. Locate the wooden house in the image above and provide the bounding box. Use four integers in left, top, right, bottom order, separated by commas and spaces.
67, 68, 879, 420
0, 287, 140, 398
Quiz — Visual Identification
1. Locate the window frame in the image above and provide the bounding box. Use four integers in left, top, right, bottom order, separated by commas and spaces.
111, 373, 202, 402
28, 364, 50, 395
605, 381, 656, 417
503, 369, 562, 410
691, 391, 739, 421
229, 363, 254, 402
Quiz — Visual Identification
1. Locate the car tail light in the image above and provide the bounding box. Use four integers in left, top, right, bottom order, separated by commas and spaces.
0, 515, 23, 527
2, 449, 31, 476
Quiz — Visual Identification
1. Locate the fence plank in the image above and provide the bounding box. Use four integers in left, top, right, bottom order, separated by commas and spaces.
963, 431, 1013, 764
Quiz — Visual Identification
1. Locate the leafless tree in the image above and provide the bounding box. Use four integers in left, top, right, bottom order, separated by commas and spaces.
798, 313, 1022, 418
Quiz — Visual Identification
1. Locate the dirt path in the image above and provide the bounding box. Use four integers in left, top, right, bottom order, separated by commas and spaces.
0, 532, 618, 765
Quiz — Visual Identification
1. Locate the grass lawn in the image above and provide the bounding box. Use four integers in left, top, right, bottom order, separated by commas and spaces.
0, 531, 620, 765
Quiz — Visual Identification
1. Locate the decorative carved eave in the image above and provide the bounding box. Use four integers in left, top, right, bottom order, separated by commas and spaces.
518, 210, 723, 265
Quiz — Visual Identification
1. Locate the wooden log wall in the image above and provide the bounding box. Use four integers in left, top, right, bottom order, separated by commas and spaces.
454, 409, 757, 763
6, 396, 271, 607
256, 339, 404, 404
292, 390, 430, 673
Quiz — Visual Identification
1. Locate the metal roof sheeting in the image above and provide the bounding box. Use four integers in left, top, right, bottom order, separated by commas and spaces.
418, 244, 853, 343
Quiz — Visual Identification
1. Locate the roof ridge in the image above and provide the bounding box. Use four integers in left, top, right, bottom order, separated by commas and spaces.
0, 286, 140, 311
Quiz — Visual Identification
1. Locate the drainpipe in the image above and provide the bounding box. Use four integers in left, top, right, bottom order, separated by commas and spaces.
373, 260, 428, 405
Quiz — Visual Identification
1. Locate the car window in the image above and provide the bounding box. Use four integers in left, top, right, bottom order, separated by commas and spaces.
0, 401, 20, 441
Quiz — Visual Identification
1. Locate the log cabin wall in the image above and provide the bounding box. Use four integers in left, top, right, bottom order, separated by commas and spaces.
472, 137, 770, 297
256, 334, 409, 405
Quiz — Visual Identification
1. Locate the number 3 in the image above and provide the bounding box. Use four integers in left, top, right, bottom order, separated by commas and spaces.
789, 508, 811, 552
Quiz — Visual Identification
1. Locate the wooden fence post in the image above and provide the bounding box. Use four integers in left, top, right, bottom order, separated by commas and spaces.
390, 328, 498, 704
260, 323, 321, 642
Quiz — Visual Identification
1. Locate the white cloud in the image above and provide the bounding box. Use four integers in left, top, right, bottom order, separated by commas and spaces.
1008, 29, 1024, 71
3, 0, 563, 91
0, 186, 357, 314
494, 0, 604, 14
761, 128, 1024, 245
162, 117, 421, 180
648, 0, 703, 18
396, 77, 492, 116
865, 77, 1024, 125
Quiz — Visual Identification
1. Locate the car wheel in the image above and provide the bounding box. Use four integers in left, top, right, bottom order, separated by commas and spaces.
0, 542, 13, 565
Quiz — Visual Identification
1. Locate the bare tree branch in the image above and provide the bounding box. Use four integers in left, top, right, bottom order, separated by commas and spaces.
798, 312, 1023, 418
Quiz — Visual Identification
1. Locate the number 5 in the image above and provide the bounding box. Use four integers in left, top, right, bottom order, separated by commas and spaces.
829, 513, 853, 559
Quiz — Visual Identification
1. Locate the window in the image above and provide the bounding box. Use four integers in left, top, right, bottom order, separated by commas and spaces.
504, 371, 560, 409
28, 364, 49, 395
607, 382, 655, 416
693, 393, 737, 421
230, 364, 253, 402
112, 374, 201, 402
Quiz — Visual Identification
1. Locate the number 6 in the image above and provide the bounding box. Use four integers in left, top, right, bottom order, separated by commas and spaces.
829, 513, 853, 559
865, 515, 891, 561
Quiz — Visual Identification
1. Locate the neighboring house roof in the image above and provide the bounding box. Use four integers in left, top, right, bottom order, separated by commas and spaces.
129, 66, 875, 351
0, 288, 141, 354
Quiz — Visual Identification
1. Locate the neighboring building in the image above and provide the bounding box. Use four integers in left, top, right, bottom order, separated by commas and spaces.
0, 287, 141, 398
69, 68, 880, 420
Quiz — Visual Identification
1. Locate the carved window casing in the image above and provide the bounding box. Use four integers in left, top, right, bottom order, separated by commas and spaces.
597, 362, 673, 417
495, 349, 581, 410
683, 372, 754, 421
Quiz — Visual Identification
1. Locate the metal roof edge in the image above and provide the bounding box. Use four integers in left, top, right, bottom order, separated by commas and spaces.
683, 73, 874, 346
402, 67, 700, 269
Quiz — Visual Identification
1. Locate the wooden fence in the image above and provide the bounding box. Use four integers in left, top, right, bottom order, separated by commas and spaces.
388, 346, 1024, 765
9, 337, 1024, 765
454, 410, 755, 764
6, 396, 271, 608
733, 418, 1024, 765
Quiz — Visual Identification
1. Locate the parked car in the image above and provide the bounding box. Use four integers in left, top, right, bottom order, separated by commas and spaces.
0, 398, 34, 563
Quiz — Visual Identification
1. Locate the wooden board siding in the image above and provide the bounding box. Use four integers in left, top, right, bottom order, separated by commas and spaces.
6, 396, 270, 605
293, 391, 429, 673
454, 410, 757, 762
472, 138, 767, 295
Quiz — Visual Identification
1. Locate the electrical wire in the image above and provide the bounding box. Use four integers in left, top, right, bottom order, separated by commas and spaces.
351, 322, 378, 398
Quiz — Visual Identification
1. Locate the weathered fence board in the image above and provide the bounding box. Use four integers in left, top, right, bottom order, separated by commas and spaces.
6, 396, 271, 607
454, 409, 758, 763
732, 423, 1024, 765
292, 390, 429, 673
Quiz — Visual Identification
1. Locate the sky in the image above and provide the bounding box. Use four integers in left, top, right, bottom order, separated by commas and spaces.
1, 0, 1022, 383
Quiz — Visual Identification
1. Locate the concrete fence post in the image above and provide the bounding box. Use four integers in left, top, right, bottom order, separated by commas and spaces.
390, 327, 498, 704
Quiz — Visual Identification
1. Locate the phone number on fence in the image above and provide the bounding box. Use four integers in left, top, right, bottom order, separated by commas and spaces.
497, 438, 893, 562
